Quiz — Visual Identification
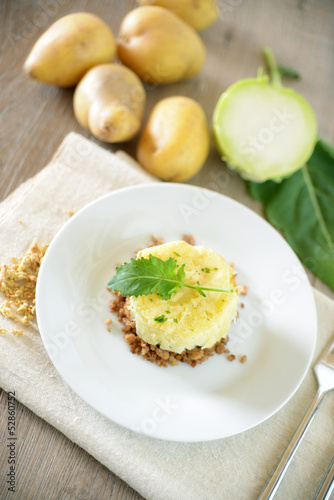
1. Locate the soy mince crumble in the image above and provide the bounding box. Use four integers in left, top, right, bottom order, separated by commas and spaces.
110, 291, 232, 367
0, 242, 48, 334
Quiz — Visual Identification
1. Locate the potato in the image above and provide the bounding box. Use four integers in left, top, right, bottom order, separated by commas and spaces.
73, 64, 146, 143
23, 13, 116, 87
137, 0, 219, 31
137, 96, 210, 181
117, 6, 205, 85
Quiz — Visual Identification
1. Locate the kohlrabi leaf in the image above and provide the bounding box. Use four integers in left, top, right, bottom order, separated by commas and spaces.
108, 254, 235, 300
249, 138, 334, 290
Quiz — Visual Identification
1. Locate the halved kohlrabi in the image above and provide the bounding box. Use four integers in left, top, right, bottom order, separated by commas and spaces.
212, 48, 317, 183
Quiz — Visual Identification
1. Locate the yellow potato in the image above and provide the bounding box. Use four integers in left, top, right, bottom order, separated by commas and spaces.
137, 96, 210, 181
73, 64, 146, 143
117, 6, 205, 85
23, 13, 116, 87
137, 0, 219, 31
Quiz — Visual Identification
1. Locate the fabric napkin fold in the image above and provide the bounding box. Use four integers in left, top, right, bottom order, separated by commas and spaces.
0, 132, 333, 500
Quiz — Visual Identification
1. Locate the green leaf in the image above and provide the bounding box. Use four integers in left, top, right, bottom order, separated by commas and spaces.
108, 254, 185, 300
108, 254, 235, 300
154, 314, 168, 323
277, 65, 301, 80
249, 138, 334, 290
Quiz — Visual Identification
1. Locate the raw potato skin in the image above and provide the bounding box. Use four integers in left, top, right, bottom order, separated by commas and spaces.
23, 13, 116, 87
137, 0, 219, 31
73, 64, 146, 143
137, 96, 210, 181
117, 6, 206, 85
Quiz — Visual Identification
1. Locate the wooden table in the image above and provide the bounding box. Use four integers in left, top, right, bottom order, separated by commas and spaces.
1, 1, 333, 498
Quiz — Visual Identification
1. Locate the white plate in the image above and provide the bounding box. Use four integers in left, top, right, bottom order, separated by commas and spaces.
36, 183, 317, 442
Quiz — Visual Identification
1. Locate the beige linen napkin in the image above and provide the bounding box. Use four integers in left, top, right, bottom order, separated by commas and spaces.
0, 132, 333, 500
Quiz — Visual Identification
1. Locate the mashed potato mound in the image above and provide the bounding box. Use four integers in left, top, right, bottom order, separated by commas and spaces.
128, 241, 238, 354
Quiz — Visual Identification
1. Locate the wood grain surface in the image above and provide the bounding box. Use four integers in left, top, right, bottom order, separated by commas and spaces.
0, 0, 333, 499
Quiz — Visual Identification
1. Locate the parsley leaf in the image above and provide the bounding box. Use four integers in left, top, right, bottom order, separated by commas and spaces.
108, 254, 234, 300
154, 314, 167, 323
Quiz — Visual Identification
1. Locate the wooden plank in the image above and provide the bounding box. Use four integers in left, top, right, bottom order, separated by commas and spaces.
0, 389, 143, 500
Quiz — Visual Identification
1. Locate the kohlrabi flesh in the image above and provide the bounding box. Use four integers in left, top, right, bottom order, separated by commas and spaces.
212, 47, 317, 183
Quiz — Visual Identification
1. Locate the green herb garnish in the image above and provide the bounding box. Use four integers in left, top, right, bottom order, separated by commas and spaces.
108, 254, 234, 300
154, 314, 168, 323
173, 251, 181, 257
173, 318, 178, 323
